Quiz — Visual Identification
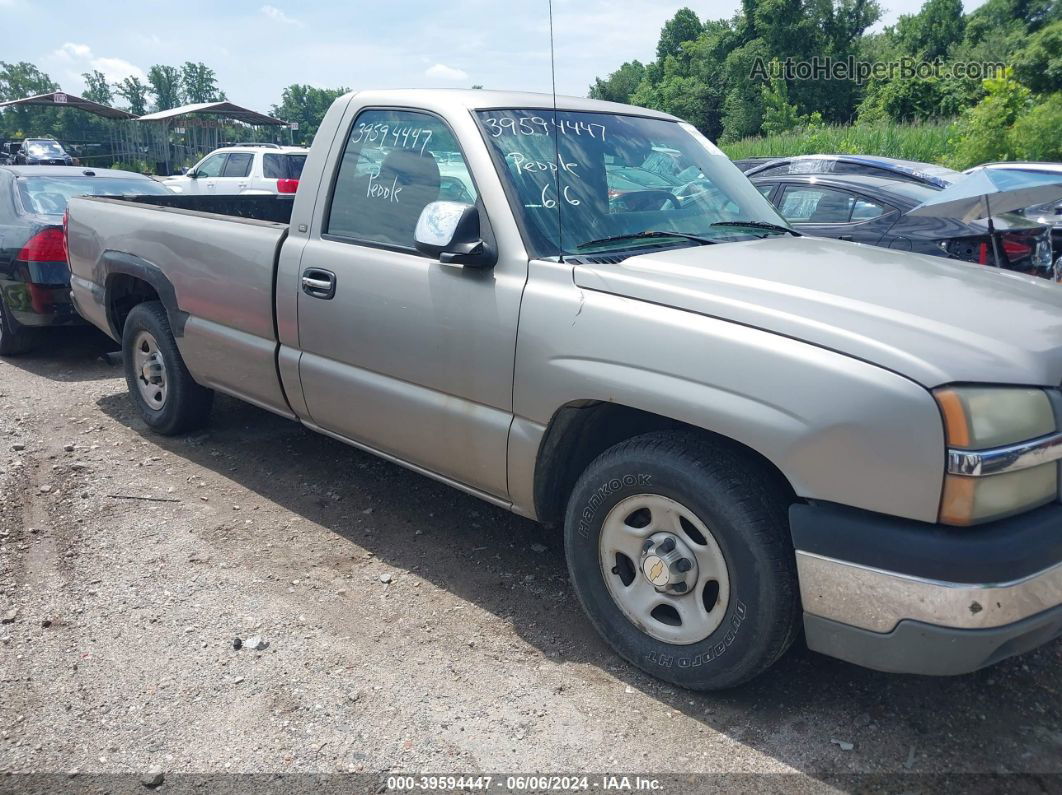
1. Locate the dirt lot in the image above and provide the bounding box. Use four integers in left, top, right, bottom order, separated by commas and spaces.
1, 329, 1061, 787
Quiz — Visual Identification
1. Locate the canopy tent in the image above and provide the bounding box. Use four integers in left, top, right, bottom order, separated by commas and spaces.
136, 101, 288, 174
0, 91, 136, 120
137, 101, 285, 126
0, 91, 140, 167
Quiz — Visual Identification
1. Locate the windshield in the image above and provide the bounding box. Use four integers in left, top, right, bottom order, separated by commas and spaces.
476, 110, 789, 258
26, 141, 64, 157
17, 175, 170, 215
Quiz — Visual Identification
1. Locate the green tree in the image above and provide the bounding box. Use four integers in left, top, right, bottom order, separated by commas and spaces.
760, 65, 803, 134
181, 62, 225, 104
947, 69, 1031, 168
148, 65, 184, 111
81, 70, 112, 106
271, 84, 350, 144
114, 76, 150, 116
1009, 91, 1062, 160
964, 0, 1056, 43
895, 0, 965, 59
720, 39, 771, 139
1012, 20, 1062, 93
0, 61, 60, 139
656, 8, 704, 60
588, 60, 646, 103
0, 60, 58, 101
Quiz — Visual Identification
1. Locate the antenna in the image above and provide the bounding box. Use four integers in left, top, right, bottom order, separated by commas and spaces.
547, 0, 563, 259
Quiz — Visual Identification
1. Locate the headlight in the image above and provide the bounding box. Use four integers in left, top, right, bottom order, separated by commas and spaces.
935, 386, 1060, 525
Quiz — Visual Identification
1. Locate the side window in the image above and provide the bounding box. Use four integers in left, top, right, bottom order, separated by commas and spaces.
754, 183, 775, 201
286, 154, 307, 179
265, 153, 308, 179
263, 153, 285, 179
851, 197, 887, 221
196, 154, 226, 178
778, 185, 855, 223
326, 109, 478, 249
222, 153, 253, 178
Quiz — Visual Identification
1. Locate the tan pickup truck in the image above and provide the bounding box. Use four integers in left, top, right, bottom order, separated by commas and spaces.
67, 89, 1062, 689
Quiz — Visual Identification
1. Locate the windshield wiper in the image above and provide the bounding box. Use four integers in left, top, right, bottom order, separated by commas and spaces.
709, 220, 800, 236
575, 230, 718, 251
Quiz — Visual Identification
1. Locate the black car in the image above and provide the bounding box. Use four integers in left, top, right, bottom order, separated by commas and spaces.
742, 154, 959, 189
15, 138, 75, 166
0, 166, 171, 354
750, 173, 1056, 279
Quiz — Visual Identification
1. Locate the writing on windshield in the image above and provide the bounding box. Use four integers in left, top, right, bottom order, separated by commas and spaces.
476, 110, 787, 259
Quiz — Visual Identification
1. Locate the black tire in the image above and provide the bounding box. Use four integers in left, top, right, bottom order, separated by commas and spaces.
0, 290, 36, 356
122, 301, 213, 435
564, 430, 800, 690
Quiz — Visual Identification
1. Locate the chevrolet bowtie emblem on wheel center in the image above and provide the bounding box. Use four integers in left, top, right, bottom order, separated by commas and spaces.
642, 555, 669, 587
639, 532, 698, 594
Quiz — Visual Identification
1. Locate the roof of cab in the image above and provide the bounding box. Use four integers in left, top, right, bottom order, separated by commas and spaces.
341, 88, 681, 121
0, 165, 154, 179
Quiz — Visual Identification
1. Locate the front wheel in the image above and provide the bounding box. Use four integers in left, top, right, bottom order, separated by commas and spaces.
564, 431, 800, 690
122, 301, 213, 435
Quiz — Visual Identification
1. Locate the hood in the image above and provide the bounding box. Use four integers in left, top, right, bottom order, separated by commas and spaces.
573, 236, 1062, 387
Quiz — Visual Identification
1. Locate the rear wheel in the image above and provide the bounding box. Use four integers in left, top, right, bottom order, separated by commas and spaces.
564, 431, 800, 690
0, 291, 36, 356
122, 301, 213, 435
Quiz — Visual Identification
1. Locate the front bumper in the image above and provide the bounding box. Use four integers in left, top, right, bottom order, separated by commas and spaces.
791, 502, 1062, 675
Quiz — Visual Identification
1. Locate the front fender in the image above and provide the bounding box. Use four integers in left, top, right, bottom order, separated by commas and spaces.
512, 264, 945, 523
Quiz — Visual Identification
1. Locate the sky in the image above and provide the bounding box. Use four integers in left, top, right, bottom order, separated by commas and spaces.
1, 0, 988, 115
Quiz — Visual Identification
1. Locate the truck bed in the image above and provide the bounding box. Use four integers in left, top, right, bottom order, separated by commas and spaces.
104, 192, 295, 225
66, 192, 292, 415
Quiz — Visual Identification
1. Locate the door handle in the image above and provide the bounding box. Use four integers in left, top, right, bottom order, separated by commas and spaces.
301, 268, 336, 299
838, 234, 854, 241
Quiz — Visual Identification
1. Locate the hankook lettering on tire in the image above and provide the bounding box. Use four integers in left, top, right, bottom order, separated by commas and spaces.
577, 474, 653, 539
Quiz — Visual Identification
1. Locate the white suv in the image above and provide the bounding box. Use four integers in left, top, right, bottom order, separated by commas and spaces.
162, 144, 308, 195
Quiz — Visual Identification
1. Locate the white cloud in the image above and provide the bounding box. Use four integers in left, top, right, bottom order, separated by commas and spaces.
424, 63, 469, 81
54, 42, 92, 60
260, 5, 303, 26
90, 57, 146, 83
48, 42, 146, 88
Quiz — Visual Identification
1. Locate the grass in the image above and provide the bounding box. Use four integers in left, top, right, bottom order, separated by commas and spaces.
720, 120, 955, 165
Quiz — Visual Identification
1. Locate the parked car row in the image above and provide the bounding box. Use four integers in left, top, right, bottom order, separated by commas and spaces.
749, 173, 1054, 279
734, 153, 1061, 278
3, 89, 1061, 691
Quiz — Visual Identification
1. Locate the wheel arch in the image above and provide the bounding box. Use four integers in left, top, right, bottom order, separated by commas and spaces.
532, 401, 796, 528
99, 252, 185, 341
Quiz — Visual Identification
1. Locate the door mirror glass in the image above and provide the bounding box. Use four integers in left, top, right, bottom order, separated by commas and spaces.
414, 201, 495, 267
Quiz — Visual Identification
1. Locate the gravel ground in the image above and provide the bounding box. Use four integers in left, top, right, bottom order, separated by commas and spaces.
1, 328, 1061, 788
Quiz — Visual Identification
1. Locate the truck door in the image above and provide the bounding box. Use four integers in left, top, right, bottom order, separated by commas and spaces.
293, 108, 522, 501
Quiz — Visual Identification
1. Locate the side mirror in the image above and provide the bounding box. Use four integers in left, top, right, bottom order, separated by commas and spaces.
414, 201, 496, 268
187, 169, 198, 178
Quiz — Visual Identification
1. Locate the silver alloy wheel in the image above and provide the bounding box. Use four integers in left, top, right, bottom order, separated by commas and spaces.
599, 494, 730, 645
132, 330, 168, 410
